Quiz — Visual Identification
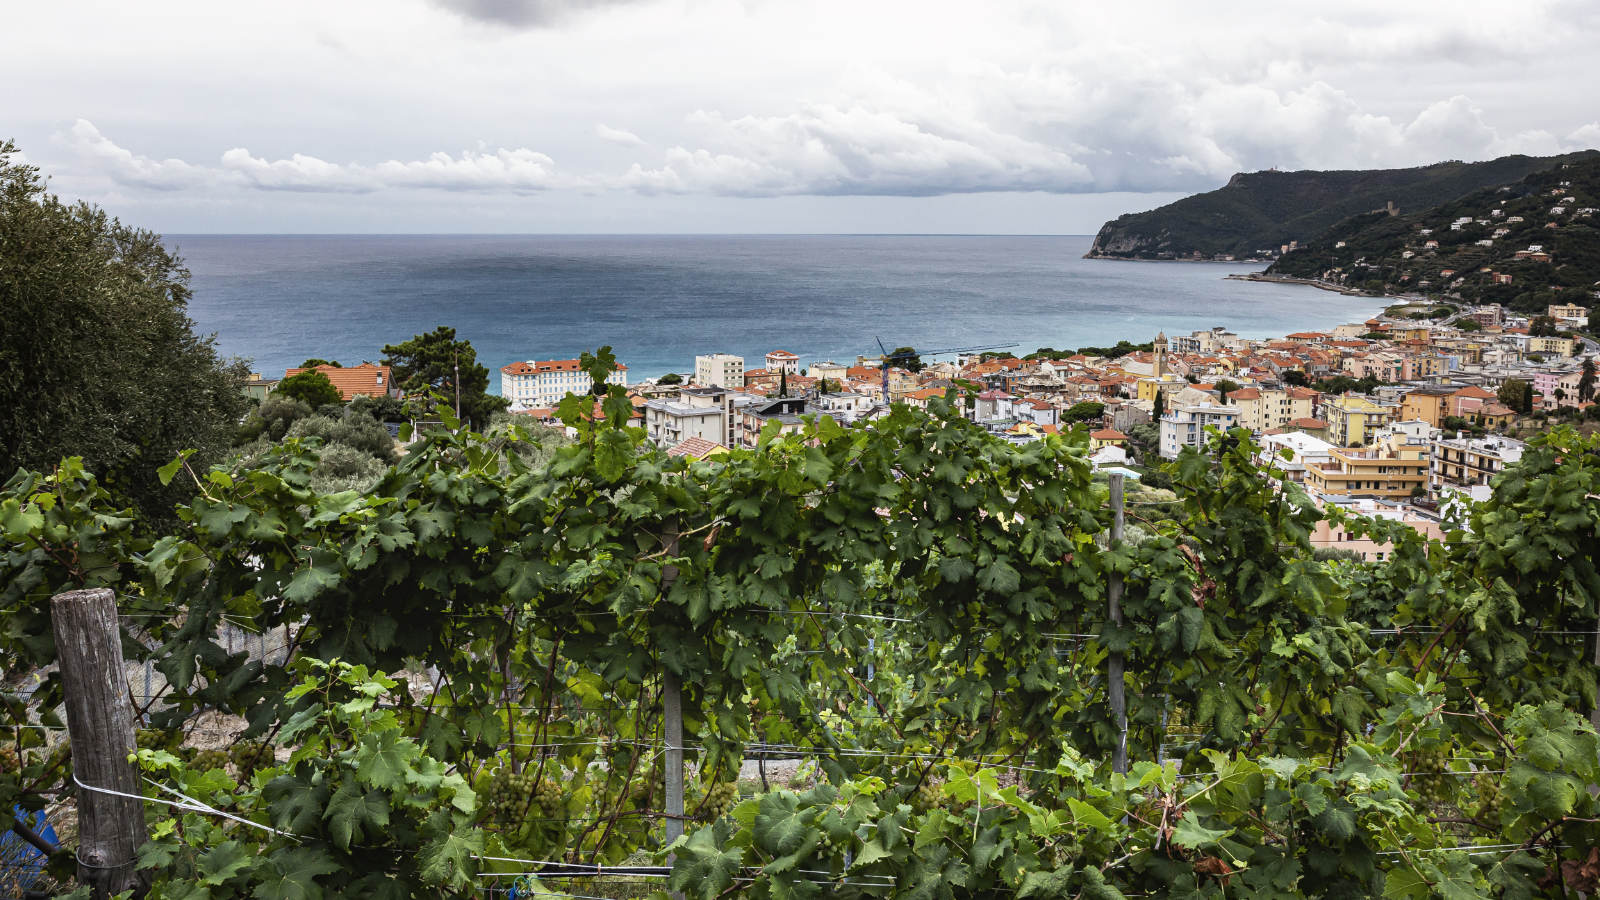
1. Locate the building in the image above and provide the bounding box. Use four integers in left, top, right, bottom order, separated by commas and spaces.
665, 436, 727, 461
809, 361, 848, 382
1549, 303, 1590, 322
1429, 434, 1525, 499
283, 363, 399, 402
1399, 387, 1454, 428
764, 350, 800, 375
1089, 428, 1127, 451
642, 392, 727, 448
1159, 403, 1240, 459
1310, 498, 1445, 562
1257, 431, 1335, 484
244, 373, 279, 403
810, 392, 878, 424
1526, 335, 1578, 358
1303, 446, 1428, 501
1135, 332, 1188, 406
694, 354, 746, 389
1323, 394, 1396, 447
737, 396, 809, 448
501, 358, 628, 409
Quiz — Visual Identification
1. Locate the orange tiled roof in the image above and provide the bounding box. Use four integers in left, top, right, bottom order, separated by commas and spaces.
283, 364, 394, 402
502, 358, 628, 374
667, 436, 724, 459
1090, 428, 1127, 440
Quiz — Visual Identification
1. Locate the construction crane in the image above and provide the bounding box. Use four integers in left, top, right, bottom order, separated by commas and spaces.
872, 338, 1020, 404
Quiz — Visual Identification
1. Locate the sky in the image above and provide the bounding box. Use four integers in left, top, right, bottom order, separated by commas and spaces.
7, 0, 1600, 234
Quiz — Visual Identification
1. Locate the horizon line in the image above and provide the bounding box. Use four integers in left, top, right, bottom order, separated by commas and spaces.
162, 232, 1099, 238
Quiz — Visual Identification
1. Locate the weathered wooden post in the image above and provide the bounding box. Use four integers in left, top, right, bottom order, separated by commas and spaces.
51, 588, 147, 898
1107, 473, 1129, 775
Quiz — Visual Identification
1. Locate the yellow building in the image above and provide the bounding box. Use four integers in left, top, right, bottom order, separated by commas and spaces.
1528, 335, 1577, 357
1324, 395, 1397, 447
1090, 428, 1127, 451
1399, 388, 1453, 428
1304, 446, 1428, 500
1136, 331, 1188, 405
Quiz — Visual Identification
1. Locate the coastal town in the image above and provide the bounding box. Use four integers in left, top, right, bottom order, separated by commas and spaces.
373, 296, 1596, 560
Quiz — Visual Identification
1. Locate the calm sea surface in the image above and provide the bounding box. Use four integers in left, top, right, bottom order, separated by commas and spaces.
169, 234, 1381, 389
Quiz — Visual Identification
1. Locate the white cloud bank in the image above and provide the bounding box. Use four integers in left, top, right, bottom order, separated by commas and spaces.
58, 120, 565, 194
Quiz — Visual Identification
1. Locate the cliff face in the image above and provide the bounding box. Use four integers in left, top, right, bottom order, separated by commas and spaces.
1085, 152, 1597, 261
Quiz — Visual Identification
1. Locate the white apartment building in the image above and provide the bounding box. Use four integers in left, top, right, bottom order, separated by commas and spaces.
764, 350, 800, 375
1171, 327, 1240, 355
502, 358, 628, 409
1159, 403, 1241, 459
695, 354, 746, 389
643, 394, 727, 448
1429, 434, 1525, 500
810, 391, 877, 424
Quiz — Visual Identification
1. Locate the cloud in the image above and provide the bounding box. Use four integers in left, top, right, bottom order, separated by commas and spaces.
617, 105, 1094, 197
55, 119, 214, 191
426, 0, 645, 27
59, 121, 566, 194
595, 123, 646, 146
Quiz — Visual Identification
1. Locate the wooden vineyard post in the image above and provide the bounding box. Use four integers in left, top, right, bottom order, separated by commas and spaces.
51, 587, 148, 898
1107, 473, 1129, 775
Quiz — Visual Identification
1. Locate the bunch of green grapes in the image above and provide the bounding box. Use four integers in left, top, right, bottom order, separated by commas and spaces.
482, 768, 564, 828
699, 781, 738, 820
190, 749, 231, 773
136, 728, 177, 751
230, 741, 275, 777
1472, 772, 1504, 822
1408, 744, 1453, 808
0, 743, 19, 773
910, 779, 944, 812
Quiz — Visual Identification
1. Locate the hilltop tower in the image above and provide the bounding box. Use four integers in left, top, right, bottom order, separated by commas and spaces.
1153, 331, 1168, 378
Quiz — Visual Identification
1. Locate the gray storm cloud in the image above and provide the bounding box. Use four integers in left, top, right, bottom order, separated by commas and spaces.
427, 0, 643, 26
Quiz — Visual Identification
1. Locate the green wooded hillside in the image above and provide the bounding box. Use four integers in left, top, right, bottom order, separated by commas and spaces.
1087, 151, 1597, 260
1269, 155, 1600, 312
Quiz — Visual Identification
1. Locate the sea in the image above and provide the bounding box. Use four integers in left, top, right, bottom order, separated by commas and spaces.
169, 234, 1382, 390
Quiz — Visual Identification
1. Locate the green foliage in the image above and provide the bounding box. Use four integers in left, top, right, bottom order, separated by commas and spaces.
887, 346, 924, 373
135, 659, 484, 897
274, 370, 343, 409
1064, 401, 1106, 424
287, 414, 397, 464
380, 326, 508, 428
348, 393, 407, 424
658, 372, 683, 385
8, 356, 1600, 897
1456, 318, 1483, 332
299, 358, 342, 369
1498, 378, 1534, 415
0, 139, 252, 527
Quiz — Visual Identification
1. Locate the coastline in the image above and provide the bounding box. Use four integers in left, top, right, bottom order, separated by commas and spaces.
1224, 272, 1371, 296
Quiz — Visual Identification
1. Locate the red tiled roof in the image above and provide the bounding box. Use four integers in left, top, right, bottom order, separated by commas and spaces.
1090, 428, 1126, 440
1227, 388, 1262, 400
283, 364, 394, 402
1289, 417, 1328, 428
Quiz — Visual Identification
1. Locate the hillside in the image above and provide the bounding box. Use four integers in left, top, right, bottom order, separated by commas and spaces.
1085, 152, 1597, 260
1268, 155, 1600, 313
